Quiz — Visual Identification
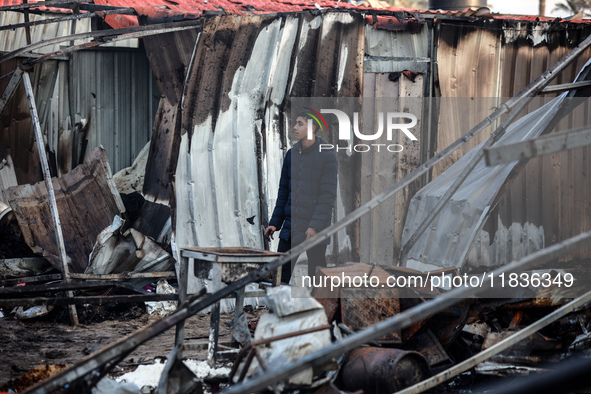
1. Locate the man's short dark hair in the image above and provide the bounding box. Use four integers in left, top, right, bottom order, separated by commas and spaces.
294, 111, 317, 133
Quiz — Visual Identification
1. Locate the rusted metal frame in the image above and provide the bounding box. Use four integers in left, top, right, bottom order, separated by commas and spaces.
539, 80, 591, 94
0, 0, 75, 12
0, 8, 136, 32
69, 271, 177, 280
23, 0, 32, 45
0, 273, 63, 285
0, 1, 133, 12
22, 71, 79, 325
396, 289, 591, 394
225, 230, 591, 394
484, 126, 591, 166
0, 67, 23, 118
0, 293, 178, 307
229, 324, 333, 383
0, 19, 203, 65
0, 280, 146, 294
0, 271, 175, 285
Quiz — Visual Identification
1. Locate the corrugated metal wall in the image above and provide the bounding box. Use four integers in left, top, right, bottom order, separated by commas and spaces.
66, 50, 159, 173
0, 49, 159, 188
136, 12, 591, 274
140, 13, 364, 286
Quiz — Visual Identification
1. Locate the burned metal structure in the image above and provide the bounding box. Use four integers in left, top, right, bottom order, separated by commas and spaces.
2, 0, 591, 393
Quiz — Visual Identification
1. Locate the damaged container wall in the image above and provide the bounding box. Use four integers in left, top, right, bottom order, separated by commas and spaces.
435, 20, 591, 177
364, 21, 430, 74
5, 147, 126, 273
167, 13, 363, 291
0, 48, 159, 189
66, 49, 159, 173
141, 28, 201, 205
425, 19, 591, 269
360, 23, 432, 265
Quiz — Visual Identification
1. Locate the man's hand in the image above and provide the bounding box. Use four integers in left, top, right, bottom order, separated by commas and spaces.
264, 225, 277, 241
305, 227, 318, 240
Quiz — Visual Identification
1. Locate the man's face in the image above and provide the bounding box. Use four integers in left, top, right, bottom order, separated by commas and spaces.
293, 116, 314, 141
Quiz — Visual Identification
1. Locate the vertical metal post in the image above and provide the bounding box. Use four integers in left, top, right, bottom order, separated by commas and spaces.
22, 71, 79, 325
208, 262, 222, 367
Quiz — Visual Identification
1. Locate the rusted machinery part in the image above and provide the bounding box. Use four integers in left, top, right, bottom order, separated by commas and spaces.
340, 347, 431, 394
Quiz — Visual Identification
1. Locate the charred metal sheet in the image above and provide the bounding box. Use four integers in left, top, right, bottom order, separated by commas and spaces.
6, 147, 125, 273
86, 216, 175, 282
340, 347, 431, 394
434, 20, 591, 267
364, 22, 430, 73
141, 28, 199, 204
170, 12, 364, 290
360, 72, 426, 266
482, 331, 562, 364
312, 263, 402, 343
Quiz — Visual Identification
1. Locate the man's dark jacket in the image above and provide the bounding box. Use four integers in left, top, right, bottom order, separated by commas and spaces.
269, 137, 338, 245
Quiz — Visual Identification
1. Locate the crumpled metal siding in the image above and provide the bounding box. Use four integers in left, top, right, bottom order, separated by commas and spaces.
402, 59, 591, 271
163, 13, 363, 291
402, 95, 572, 271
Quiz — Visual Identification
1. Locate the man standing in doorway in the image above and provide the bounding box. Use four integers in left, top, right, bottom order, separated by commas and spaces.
264, 112, 338, 284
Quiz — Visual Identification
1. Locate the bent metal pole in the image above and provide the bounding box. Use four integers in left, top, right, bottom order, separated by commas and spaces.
22, 71, 79, 325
